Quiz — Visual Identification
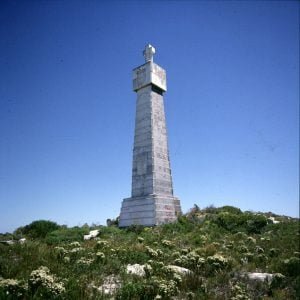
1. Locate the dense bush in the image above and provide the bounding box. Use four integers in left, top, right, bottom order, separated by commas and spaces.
282, 257, 300, 276
214, 211, 267, 234
217, 205, 242, 215
14, 220, 60, 239
45, 227, 89, 245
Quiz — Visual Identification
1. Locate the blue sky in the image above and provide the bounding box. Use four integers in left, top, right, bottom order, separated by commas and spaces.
0, 1, 298, 233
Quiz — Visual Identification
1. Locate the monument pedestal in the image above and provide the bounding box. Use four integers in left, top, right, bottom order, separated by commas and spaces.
119, 195, 180, 227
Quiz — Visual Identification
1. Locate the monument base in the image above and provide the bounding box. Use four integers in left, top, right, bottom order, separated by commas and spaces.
119, 194, 181, 227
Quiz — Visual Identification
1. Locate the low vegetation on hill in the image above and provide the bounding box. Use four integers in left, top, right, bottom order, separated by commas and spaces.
0, 205, 299, 299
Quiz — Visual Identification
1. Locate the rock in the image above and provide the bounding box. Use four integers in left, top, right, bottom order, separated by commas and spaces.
268, 217, 280, 224
0, 240, 15, 245
84, 229, 100, 240
167, 265, 192, 275
245, 272, 274, 282
98, 275, 121, 295
126, 264, 146, 277
19, 238, 26, 244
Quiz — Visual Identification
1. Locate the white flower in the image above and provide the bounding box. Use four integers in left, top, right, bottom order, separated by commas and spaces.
63, 256, 70, 263
76, 257, 94, 265
146, 246, 158, 257
162, 240, 173, 247
29, 266, 65, 295
138, 237, 144, 243
96, 252, 105, 260
95, 240, 108, 249
70, 241, 81, 247
70, 247, 83, 253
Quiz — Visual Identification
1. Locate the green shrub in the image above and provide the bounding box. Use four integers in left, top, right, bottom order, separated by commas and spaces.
15, 220, 60, 239
125, 225, 144, 234
115, 281, 148, 299
245, 214, 268, 234
281, 257, 300, 276
45, 227, 89, 244
214, 212, 267, 234
28, 266, 65, 298
214, 212, 241, 232
0, 278, 28, 299
203, 205, 218, 214
218, 206, 242, 215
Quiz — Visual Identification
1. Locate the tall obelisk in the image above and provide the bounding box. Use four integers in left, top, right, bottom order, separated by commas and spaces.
119, 44, 181, 227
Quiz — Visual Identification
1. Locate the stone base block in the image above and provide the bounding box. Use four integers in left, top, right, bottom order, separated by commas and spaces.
119, 194, 181, 227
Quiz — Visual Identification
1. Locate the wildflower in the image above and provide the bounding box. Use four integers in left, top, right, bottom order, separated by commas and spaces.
157, 261, 165, 268
196, 257, 205, 268
226, 242, 234, 249
146, 246, 158, 258
181, 248, 189, 254
96, 251, 105, 261
240, 257, 248, 265
70, 247, 83, 253
95, 240, 108, 249
247, 237, 256, 244
144, 264, 153, 276
245, 253, 254, 262
137, 237, 144, 243
162, 265, 176, 276
76, 257, 94, 265
161, 239, 173, 247
230, 282, 250, 300
207, 254, 229, 270
157, 279, 178, 297
157, 249, 163, 256
172, 251, 180, 258
234, 232, 247, 239
256, 254, 267, 262
238, 245, 248, 253
54, 246, 67, 259
293, 251, 300, 257
29, 266, 65, 296
173, 273, 182, 284
69, 241, 81, 247
0, 279, 28, 298
269, 248, 279, 257
255, 246, 264, 253
63, 256, 70, 263
108, 248, 117, 257
96, 252, 105, 260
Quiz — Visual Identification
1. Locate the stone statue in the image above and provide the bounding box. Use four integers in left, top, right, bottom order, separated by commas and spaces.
143, 44, 155, 63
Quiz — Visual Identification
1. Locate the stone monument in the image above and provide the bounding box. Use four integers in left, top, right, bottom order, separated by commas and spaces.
119, 44, 181, 227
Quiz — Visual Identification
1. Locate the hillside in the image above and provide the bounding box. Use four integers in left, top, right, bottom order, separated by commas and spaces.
0, 205, 299, 299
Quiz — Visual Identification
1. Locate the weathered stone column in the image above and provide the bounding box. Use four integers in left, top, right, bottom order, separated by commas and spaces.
119, 44, 181, 227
